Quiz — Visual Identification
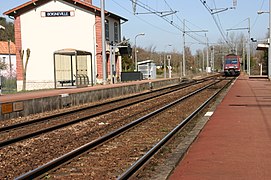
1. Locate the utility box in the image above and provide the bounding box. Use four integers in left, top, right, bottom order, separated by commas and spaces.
137, 60, 156, 80
121, 72, 143, 81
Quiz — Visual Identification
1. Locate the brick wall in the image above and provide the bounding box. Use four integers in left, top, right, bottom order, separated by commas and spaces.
14, 16, 23, 81
95, 15, 103, 79
95, 15, 120, 82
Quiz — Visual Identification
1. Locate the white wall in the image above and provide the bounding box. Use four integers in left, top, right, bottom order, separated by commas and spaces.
20, 0, 95, 89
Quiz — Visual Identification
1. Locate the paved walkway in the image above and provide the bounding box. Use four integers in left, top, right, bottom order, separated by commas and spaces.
170, 75, 271, 180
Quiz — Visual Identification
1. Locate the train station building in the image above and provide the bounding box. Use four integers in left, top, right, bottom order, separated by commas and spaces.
4, 0, 127, 90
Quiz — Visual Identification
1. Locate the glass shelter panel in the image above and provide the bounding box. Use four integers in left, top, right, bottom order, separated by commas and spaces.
76, 55, 88, 75
55, 54, 75, 87
74, 55, 89, 87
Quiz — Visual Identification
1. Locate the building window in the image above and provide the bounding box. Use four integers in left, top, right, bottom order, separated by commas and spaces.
114, 22, 119, 42
105, 19, 109, 41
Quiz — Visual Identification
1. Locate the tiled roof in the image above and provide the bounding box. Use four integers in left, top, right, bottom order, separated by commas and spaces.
4, 0, 128, 21
0, 41, 16, 54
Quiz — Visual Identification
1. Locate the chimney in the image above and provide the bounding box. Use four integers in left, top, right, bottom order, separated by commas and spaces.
82, 0, 92, 4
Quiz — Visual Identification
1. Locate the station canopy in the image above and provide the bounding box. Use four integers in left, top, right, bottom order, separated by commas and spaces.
54, 48, 92, 56
256, 43, 269, 51
54, 48, 93, 88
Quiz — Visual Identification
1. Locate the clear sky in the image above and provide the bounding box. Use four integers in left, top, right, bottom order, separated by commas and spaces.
0, 0, 269, 54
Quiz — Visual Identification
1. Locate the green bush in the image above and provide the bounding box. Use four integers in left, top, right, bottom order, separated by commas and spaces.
1, 76, 17, 94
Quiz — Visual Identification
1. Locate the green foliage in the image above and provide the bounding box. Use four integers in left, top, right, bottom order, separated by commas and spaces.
156, 68, 163, 75
121, 37, 134, 71
122, 54, 134, 71
0, 17, 15, 42
1, 76, 17, 94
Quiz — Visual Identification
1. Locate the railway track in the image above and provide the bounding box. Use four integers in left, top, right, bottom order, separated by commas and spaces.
6, 76, 235, 179
0, 77, 214, 148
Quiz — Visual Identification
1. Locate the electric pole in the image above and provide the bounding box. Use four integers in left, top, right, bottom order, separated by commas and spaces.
101, 0, 106, 84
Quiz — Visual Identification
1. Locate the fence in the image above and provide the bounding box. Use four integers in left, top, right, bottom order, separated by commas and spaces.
0, 76, 17, 94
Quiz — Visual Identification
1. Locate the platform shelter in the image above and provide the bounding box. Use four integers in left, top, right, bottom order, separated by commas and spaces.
54, 49, 93, 88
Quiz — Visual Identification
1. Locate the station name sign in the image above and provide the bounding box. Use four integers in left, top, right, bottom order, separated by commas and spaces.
41, 11, 75, 17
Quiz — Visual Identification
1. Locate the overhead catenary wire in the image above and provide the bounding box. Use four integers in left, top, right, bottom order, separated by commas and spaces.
200, 0, 234, 49
251, 0, 265, 31
129, 0, 206, 44
163, 0, 208, 41
111, 0, 180, 36
229, 18, 250, 31
212, 0, 228, 41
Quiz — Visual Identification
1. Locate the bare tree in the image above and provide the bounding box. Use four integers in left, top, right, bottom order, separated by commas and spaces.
19, 48, 30, 91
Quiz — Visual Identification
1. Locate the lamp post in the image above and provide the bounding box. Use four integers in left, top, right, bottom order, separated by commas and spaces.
134, 33, 145, 71
258, 0, 271, 79
205, 33, 210, 73
92, 21, 99, 85
164, 44, 172, 78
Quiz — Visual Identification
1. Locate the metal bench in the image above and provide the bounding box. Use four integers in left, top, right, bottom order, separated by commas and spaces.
58, 80, 75, 87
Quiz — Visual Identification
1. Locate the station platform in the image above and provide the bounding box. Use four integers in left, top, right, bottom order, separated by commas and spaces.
170, 75, 271, 179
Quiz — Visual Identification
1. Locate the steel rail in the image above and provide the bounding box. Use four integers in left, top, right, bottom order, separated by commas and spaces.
14, 80, 223, 180
1, 74, 218, 133
118, 78, 234, 179
0, 79, 198, 133
0, 79, 210, 148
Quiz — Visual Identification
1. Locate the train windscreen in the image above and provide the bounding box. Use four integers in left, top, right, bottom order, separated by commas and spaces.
225, 59, 238, 64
